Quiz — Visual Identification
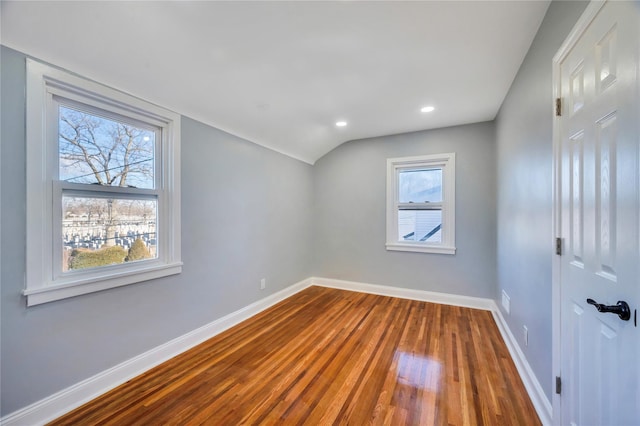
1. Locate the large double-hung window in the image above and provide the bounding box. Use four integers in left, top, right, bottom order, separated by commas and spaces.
386, 153, 456, 254
25, 60, 181, 306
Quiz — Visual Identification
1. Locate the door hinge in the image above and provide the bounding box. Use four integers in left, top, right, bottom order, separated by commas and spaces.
555, 98, 562, 117
555, 237, 562, 255
556, 376, 562, 395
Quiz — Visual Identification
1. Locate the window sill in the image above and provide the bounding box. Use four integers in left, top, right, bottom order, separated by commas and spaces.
23, 262, 183, 306
386, 243, 456, 255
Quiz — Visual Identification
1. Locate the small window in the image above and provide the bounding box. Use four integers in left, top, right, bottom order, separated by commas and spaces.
25, 59, 181, 306
386, 153, 455, 254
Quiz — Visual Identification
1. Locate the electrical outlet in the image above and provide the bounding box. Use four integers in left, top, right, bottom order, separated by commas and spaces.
501, 290, 511, 314
260, 278, 266, 290
523, 325, 528, 347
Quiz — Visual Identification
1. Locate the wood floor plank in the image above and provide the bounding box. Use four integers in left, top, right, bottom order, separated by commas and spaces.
49, 287, 541, 425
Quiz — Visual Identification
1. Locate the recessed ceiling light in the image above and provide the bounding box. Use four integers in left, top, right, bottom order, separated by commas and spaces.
335, 121, 347, 127
421, 106, 435, 113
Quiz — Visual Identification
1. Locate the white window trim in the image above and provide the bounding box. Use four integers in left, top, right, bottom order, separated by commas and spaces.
386, 153, 456, 255
25, 59, 182, 306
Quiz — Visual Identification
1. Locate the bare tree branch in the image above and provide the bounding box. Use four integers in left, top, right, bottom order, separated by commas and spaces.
59, 108, 154, 188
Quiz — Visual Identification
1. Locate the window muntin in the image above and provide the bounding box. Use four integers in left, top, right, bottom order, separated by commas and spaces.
55, 100, 160, 275
25, 59, 181, 306
386, 154, 455, 254
397, 168, 443, 244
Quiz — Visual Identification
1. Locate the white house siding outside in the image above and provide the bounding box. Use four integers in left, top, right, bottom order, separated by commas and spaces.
398, 210, 442, 243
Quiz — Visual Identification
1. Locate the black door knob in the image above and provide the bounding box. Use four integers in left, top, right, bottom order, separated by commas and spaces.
586, 298, 631, 321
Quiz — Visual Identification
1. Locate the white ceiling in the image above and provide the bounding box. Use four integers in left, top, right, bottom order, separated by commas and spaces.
1, 1, 550, 164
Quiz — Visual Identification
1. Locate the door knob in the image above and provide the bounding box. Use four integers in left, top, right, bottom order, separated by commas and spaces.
586, 298, 631, 321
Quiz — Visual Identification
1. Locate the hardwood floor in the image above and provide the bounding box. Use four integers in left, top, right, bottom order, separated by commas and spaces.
50, 286, 540, 425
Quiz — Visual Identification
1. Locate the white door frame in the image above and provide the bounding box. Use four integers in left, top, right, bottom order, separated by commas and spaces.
552, 1, 613, 424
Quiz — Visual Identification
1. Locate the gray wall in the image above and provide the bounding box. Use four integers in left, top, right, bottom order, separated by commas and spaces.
495, 0, 588, 402
0, 46, 314, 415
0, 0, 592, 416
313, 122, 497, 298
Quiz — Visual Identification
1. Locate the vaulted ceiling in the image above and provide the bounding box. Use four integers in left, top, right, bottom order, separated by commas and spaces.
1, 1, 550, 164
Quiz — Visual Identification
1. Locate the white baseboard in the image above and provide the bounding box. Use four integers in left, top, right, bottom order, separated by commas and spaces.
0, 278, 313, 426
492, 307, 552, 426
311, 276, 495, 310
2, 277, 551, 426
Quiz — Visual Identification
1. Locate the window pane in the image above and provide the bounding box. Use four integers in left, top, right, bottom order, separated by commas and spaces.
59, 105, 155, 189
398, 209, 442, 243
62, 196, 157, 272
398, 169, 442, 203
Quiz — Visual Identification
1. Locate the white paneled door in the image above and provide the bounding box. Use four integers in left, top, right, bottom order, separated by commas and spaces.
556, 1, 639, 425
